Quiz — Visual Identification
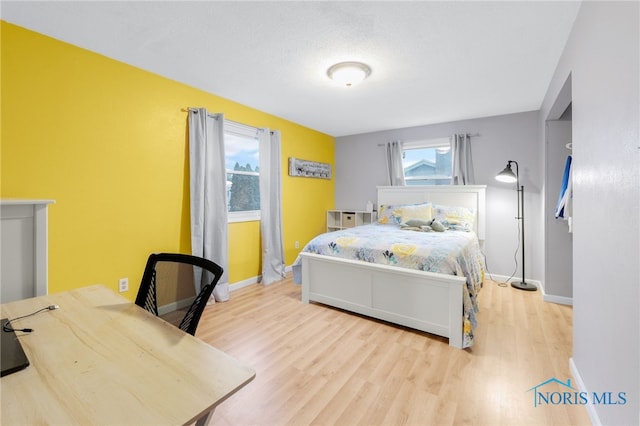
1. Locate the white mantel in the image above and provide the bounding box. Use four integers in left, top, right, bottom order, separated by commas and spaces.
1, 199, 55, 302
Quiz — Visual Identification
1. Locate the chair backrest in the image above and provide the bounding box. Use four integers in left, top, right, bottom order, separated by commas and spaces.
135, 253, 224, 336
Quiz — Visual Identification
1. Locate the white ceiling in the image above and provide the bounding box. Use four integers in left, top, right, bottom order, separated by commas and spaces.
2, 1, 581, 137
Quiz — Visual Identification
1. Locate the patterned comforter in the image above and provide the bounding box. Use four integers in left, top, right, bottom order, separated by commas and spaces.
292, 223, 485, 347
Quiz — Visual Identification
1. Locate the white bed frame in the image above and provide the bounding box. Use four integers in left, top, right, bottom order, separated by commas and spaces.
300, 185, 486, 348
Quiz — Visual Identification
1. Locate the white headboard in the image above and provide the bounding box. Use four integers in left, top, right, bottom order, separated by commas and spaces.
377, 185, 486, 241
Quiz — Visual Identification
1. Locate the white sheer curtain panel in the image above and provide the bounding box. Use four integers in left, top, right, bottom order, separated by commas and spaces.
451, 133, 475, 185
188, 108, 230, 302
259, 129, 285, 285
386, 141, 406, 186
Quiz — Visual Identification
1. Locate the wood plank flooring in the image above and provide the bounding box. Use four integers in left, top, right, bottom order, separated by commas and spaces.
167, 277, 591, 425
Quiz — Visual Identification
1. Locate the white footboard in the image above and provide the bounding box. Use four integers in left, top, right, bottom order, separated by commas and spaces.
300, 252, 465, 348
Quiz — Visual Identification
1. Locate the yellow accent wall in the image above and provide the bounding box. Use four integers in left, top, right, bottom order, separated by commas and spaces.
1, 22, 334, 299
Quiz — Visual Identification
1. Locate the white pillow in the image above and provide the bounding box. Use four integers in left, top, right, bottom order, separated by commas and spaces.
399, 203, 433, 223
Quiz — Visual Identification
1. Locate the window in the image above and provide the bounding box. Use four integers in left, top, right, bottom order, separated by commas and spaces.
402, 138, 452, 185
224, 121, 260, 222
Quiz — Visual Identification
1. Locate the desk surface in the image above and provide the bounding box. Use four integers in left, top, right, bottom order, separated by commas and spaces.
1, 285, 255, 425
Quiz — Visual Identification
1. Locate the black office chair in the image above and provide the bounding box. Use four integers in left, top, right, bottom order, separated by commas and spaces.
135, 253, 223, 336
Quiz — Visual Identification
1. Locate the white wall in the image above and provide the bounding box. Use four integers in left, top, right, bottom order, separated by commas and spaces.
334, 111, 542, 282
540, 2, 639, 425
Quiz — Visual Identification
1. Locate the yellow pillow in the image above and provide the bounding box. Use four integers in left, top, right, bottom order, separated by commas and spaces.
399, 203, 433, 223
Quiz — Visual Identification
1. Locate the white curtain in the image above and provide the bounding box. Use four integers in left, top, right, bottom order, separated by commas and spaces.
259, 129, 285, 285
188, 108, 230, 302
386, 141, 406, 186
451, 133, 475, 185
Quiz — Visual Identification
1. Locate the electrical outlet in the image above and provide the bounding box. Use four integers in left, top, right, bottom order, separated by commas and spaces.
118, 277, 129, 293
295, 241, 300, 249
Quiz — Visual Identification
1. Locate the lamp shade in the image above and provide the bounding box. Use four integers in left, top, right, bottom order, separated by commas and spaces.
327, 62, 371, 87
495, 163, 517, 183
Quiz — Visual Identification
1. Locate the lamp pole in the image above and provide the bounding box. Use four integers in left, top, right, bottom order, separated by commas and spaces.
511, 161, 535, 291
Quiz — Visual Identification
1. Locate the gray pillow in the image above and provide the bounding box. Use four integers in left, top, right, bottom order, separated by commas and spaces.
430, 220, 446, 232
402, 218, 432, 228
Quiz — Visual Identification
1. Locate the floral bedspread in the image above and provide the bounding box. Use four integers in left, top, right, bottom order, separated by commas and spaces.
292, 223, 485, 347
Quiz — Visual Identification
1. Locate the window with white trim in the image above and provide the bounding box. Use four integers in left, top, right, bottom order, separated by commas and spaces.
224, 121, 260, 223
402, 138, 452, 185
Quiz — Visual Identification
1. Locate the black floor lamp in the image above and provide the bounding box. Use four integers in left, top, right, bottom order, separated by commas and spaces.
495, 160, 537, 291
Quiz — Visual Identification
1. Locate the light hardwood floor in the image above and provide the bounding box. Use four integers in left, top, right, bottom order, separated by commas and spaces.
170, 277, 591, 425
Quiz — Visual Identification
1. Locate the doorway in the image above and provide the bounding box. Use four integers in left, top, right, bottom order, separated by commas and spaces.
544, 74, 573, 304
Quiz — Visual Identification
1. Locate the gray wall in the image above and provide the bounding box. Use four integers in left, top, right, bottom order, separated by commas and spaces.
545, 115, 573, 302
540, 2, 639, 425
333, 3, 639, 425
335, 111, 542, 282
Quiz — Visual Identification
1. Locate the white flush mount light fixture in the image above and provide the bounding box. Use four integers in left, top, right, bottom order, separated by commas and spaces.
327, 61, 372, 87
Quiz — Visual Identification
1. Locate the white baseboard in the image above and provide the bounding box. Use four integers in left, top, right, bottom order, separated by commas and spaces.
158, 265, 293, 312
228, 265, 293, 292
537, 277, 573, 305
543, 293, 573, 306
229, 276, 260, 292
157, 276, 259, 313
570, 357, 601, 426
487, 274, 573, 305
158, 296, 195, 316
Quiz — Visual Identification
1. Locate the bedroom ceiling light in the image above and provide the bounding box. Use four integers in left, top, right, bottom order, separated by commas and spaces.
327, 61, 371, 87
495, 161, 537, 291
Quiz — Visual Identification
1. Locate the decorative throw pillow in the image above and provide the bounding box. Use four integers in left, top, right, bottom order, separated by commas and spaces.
399, 203, 433, 223
378, 202, 433, 225
402, 218, 433, 228
429, 219, 446, 232
377, 204, 403, 225
433, 204, 476, 231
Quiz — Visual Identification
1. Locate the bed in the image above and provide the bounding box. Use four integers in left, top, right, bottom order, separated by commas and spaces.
293, 185, 486, 349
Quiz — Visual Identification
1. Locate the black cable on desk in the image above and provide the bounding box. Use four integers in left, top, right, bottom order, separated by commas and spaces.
3, 305, 59, 333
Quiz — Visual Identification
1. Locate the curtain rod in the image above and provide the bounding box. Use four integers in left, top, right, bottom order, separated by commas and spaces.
182, 107, 264, 133
376, 133, 480, 147
182, 107, 218, 120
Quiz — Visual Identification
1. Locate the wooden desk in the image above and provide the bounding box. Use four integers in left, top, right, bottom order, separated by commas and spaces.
1, 285, 255, 425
